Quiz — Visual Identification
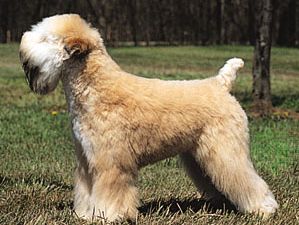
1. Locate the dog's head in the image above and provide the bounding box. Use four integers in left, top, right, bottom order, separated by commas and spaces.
19, 14, 102, 94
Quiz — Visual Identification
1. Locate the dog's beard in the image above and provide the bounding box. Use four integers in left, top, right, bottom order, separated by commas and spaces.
19, 31, 69, 94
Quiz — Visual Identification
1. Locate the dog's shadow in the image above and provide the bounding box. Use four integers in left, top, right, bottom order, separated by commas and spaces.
1, 175, 238, 217
139, 197, 237, 216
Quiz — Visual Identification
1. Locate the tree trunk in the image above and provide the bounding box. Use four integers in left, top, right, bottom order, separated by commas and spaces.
216, 0, 222, 44
252, 0, 273, 115
144, 1, 150, 46
248, 0, 255, 45
127, 0, 138, 46
220, 0, 227, 44
296, 0, 299, 46
0, 0, 9, 43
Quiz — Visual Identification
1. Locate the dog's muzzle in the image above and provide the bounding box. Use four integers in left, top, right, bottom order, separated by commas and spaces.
22, 61, 39, 90
19, 51, 46, 94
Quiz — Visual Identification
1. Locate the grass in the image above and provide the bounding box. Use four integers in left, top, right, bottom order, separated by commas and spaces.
0, 44, 298, 224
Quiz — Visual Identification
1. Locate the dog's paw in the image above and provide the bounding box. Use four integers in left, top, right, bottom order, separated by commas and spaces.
255, 192, 278, 218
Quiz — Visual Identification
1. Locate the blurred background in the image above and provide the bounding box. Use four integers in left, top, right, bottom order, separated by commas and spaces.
0, 1, 298, 224
0, 0, 298, 47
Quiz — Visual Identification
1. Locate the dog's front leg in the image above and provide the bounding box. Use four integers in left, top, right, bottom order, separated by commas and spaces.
73, 141, 94, 219
88, 164, 140, 222
72, 133, 139, 222
73, 141, 139, 222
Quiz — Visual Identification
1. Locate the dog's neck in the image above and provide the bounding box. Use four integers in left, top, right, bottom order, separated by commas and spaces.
61, 49, 121, 118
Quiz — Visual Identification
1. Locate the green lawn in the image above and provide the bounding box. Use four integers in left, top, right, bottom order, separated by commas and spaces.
0, 44, 298, 224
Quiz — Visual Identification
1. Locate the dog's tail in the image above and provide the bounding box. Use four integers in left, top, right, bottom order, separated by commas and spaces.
216, 58, 244, 92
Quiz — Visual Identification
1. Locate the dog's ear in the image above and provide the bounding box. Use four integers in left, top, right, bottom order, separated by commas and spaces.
64, 36, 92, 57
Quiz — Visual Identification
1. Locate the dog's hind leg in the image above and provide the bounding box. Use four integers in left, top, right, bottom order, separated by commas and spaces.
180, 152, 224, 202
192, 117, 278, 217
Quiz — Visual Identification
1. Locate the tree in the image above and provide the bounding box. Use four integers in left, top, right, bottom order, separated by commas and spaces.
296, 0, 299, 45
252, 0, 273, 115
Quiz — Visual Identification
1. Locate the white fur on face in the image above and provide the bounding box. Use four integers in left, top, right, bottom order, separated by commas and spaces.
20, 21, 69, 94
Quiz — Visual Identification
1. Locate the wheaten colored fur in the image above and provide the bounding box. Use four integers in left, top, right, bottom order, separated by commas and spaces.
19, 14, 278, 222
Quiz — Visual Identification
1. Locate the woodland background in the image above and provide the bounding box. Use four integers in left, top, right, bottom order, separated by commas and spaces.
0, 0, 298, 47
0, 1, 298, 224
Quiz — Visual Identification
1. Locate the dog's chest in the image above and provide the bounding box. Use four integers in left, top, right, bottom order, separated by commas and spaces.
72, 116, 96, 165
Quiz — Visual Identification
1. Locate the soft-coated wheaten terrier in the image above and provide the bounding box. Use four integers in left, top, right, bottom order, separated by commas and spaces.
19, 14, 278, 222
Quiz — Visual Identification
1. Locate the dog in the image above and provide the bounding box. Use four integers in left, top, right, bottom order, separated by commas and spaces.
19, 14, 278, 222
